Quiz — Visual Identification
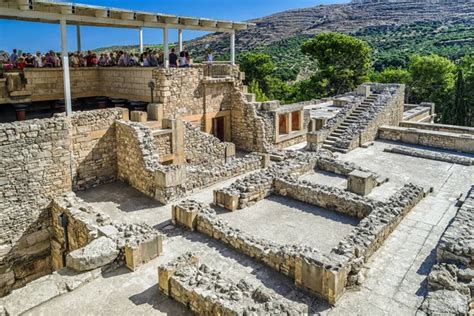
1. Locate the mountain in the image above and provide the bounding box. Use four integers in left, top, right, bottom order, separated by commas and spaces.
184, 1, 474, 80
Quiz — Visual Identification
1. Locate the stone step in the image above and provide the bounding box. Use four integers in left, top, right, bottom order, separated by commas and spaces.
326, 136, 340, 141
323, 140, 337, 147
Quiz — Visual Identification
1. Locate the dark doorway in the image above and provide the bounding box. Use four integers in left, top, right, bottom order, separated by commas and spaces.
213, 116, 225, 141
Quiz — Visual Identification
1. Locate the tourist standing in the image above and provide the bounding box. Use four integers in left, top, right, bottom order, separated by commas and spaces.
10, 49, 18, 65
34, 51, 42, 68
169, 48, 178, 67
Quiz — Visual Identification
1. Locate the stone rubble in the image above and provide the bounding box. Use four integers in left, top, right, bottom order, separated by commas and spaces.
159, 252, 309, 315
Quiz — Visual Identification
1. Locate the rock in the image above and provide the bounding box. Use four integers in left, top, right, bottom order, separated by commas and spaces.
66, 237, 119, 272
421, 290, 469, 315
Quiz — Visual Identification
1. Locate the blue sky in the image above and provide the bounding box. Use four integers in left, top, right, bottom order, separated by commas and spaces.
0, 0, 347, 53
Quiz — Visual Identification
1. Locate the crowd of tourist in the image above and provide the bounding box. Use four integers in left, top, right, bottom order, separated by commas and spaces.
1, 47, 197, 70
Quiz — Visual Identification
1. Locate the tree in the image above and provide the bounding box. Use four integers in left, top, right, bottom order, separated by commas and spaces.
239, 53, 275, 86
264, 76, 293, 103
372, 67, 411, 85
301, 32, 372, 96
449, 69, 468, 126
248, 80, 269, 102
408, 55, 456, 120
459, 54, 474, 126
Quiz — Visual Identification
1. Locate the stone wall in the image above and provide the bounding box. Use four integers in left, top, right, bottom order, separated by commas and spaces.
230, 92, 269, 152
0, 117, 72, 296
0, 109, 133, 297
274, 177, 376, 219
399, 121, 474, 135
378, 126, 474, 154
184, 122, 229, 166
421, 186, 473, 315
172, 200, 348, 304
175, 181, 426, 305
16, 68, 154, 103
153, 66, 240, 122
214, 151, 320, 211
186, 154, 262, 193
70, 109, 128, 190
23, 68, 100, 102
115, 120, 186, 204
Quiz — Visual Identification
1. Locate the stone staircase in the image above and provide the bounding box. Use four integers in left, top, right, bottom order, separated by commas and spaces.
322, 94, 379, 153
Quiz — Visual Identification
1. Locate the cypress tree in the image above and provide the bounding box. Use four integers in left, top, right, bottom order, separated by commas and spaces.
453, 69, 467, 126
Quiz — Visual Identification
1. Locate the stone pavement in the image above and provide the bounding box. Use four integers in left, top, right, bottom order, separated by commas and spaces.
22, 141, 474, 315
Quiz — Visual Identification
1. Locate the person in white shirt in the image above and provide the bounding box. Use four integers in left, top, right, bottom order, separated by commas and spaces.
34, 51, 43, 68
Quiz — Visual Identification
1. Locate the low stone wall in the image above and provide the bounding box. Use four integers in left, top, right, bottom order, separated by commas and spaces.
437, 187, 473, 267
399, 121, 474, 135
172, 201, 348, 304
332, 183, 427, 287
158, 253, 308, 315
214, 151, 320, 210
186, 154, 262, 193
175, 181, 427, 305
378, 126, 474, 154
384, 146, 474, 166
115, 120, 186, 204
421, 186, 473, 315
315, 157, 387, 184
274, 177, 376, 219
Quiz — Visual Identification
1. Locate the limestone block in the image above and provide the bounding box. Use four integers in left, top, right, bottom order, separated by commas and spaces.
261, 100, 280, 111
155, 166, 186, 188
225, 143, 236, 162
124, 235, 163, 271
401, 129, 420, 144
147, 103, 164, 122
347, 170, 376, 196
260, 154, 270, 168
314, 117, 327, 131
307, 132, 324, 146
213, 190, 239, 211
172, 204, 199, 230
333, 98, 350, 107
66, 237, 119, 272
131, 111, 148, 123
357, 85, 371, 97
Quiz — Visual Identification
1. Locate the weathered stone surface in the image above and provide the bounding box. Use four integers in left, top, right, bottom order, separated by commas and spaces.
159, 253, 308, 315
384, 145, 474, 166
421, 289, 469, 315
66, 237, 119, 272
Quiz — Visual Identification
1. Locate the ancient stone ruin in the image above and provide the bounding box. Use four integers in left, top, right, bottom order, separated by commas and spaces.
0, 62, 473, 315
